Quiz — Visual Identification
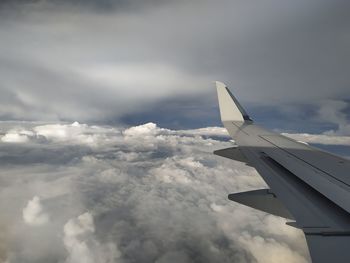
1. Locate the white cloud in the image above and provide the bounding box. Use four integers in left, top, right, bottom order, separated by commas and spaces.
151, 158, 193, 184
22, 196, 49, 226
63, 212, 121, 263
98, 168, 128, 184
1, 130, 30, 143
176, 127, 229, 137
0, 121, 120, 147
238, 233, 309, 263
123, 122, 161, 137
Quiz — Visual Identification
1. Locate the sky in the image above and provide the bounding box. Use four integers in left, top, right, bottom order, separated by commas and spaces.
0, 1, 350, 263
0, 0, 349, 132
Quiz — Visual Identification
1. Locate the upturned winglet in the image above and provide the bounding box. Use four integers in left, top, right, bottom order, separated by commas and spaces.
215, 81, 251, 122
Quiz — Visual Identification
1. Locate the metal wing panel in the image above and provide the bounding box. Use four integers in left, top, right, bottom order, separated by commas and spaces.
261, 134, 350, 186
228, 122, 350, 222
228, 189, 295, 220
260, 134, 350, 215
305, 235, 350, 263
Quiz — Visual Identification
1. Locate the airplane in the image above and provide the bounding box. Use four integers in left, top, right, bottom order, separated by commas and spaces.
214, 81, 350, 263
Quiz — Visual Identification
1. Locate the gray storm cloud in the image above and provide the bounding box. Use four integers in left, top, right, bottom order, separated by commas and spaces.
0, 0, 349, 123
0, 121, 315, 263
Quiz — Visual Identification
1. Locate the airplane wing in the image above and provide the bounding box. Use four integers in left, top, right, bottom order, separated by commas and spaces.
214, 81, 350, 263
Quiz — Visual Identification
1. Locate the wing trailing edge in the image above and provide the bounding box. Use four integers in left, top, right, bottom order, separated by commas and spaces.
213, 147, 247, 163
228, 189, 294, 220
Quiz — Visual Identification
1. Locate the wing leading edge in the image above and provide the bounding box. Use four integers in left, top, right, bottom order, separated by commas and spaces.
214, 81, 350, 263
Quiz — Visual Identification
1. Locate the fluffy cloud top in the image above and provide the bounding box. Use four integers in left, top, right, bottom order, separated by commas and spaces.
1, 121, 346, 262
22, 196, 49, 226
63, 212, 120, 263
1, 132, 29, 143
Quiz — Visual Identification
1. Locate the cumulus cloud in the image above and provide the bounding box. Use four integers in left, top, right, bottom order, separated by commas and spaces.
63, 212, 120, 263
1, 132, 29, 143
0, 121, 321, 263
238, 233, 308, 263
22, 196, 49, 226
123, 122, 160, 137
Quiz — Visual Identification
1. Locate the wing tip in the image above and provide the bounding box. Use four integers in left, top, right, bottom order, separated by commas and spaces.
215, 81, 252, 122
215, 81, 227, 90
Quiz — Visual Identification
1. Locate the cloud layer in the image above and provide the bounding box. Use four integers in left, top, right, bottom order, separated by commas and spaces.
0, 121, 314, 263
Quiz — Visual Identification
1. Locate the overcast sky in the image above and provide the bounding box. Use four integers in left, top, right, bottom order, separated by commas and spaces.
0, 0, 349, 133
